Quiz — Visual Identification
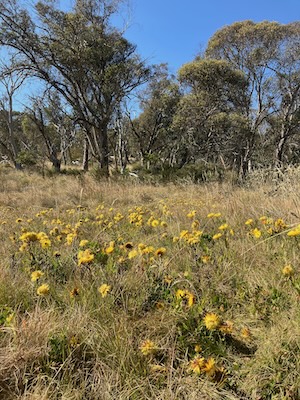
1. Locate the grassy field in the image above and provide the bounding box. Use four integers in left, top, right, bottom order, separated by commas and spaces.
0, 166, 299, 399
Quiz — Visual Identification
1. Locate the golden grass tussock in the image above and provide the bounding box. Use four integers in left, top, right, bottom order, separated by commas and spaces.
0, 167, 299, 399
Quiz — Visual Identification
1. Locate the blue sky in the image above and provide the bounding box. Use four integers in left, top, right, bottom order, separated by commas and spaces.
124, 0, 300, 74
5, 0, 300, 110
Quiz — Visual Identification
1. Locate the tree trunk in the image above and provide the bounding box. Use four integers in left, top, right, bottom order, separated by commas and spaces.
50, 149, 61, 172
275, 132, 287, 167
51, 156, 61, 172
82, 136, 89, 171
86, 125, 110, 177
239, 151, 251, 180
117, 127, 128, 174
8, 95, 22, 169
98, 126, 109, 174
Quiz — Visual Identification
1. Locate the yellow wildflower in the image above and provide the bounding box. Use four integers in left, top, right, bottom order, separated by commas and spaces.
274, 218, 287, 232
219, 320, 234, 335
218, 224, 228, 230
189, 356, 206, 375
66, 233, 76, 245
176, 289, 195, 308
140, 339, 158, 356
155, 247, 166, 257
151, 219, 160, 227
19, 231, 38, 243
49, 227, 59, 236
240, 327, 252, 340
37, 283, 50, 296
282, 264, 294, 277
203, 358, 217, 376
141, 246, 154, 254
251, 228, 261, 239
40, 238, 51, 248
138, 243, 146, 251
191, 220, 200, 230
212, 233, 222, 240
204, 313, 221, 330
105, 241, 115, 254
194, 344, 202, 353
260, 216, 272, 225
31, 270, 44, 282
70, 287, 80, 298
19, 243, 28, 252
287, 225, 300, 237
98, 283, 111, 298
128, 249, 139, 259
180, 230, 189, 238
79, 239, 89, 247
176, 289, 186, 300
245, 219, 253, 225
78, 249, 94, 266
187, 210, 196, 218
201, 255, 210, 264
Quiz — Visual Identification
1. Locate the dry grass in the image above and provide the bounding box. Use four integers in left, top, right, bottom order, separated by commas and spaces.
0, 166, 299, 399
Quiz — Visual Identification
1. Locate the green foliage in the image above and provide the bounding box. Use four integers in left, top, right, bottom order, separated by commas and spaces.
15, 150, 37, 167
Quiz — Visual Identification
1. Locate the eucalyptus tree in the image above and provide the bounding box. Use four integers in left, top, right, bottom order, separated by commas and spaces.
206, 20, 300, 169
269, 22, 300, 165
174, 58, 249, 171
0, 0, 149, 175
127, 64, 182, 168
0, 58, 28, 168
23, 92, 78, 172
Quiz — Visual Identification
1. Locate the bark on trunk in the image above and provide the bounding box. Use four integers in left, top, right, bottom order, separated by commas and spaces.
275, 134, 287, 167
50, 154, 61, 172
86, 125, 110, 177
82, 136, 89, 171
8, 95, 21, 169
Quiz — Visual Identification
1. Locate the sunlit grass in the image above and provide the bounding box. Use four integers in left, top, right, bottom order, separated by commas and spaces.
0, 167, 299, 399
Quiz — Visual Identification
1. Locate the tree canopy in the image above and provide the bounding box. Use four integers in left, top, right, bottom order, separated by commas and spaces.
0, 11, 299, 179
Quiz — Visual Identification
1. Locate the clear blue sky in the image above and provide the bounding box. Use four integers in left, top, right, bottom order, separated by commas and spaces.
123, 0, 300, 74
7, 0, 300, 110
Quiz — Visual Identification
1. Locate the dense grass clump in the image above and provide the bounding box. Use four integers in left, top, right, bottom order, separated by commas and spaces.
0, 168, 299, 399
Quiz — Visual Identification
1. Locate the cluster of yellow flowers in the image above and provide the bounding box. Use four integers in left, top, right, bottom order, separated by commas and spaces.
77, 249, 94, 266
19, 231, 51, 251
245, 216, 295, 238
188, 356, 220, 377
174, 229, 203, 245
6, 197, 298, 390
